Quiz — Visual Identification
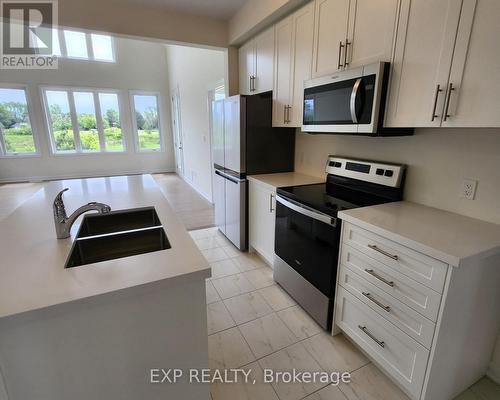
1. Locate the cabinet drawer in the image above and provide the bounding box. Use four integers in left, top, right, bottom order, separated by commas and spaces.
343, 223, 448, 293
341, 244, 442, 321
338, 265, 435, 348
335, 286, 429, 400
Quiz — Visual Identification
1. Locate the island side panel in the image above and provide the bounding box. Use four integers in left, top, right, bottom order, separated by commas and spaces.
0, 278, 209, 400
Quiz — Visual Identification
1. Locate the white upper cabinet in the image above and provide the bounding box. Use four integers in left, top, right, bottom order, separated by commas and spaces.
312, 0, 350, 77
443, 0, 500, 127
290, 2, 316, 126
273, 1, 315, 127
385, 0, 463, 128
273, 15, 294, 127
239, 27, 275, 95
239, 42, 255, 95
254, 27, 275, 93
346, 0, 399, 68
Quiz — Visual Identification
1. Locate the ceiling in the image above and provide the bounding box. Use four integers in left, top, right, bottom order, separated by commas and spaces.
123, 0, 247, 20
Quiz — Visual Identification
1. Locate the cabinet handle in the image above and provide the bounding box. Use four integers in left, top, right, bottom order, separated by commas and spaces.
249, 76, 252, 92
362, 292, 391, 312
443, 82, 455, 121
431, 84, 443, 121
286, 105, 291, 123
358, 325, 385, 348
344, 39, 351, 67
283, 105, 287, 124
337, 41, 345, 69
269, 193, 275, 212
368, 244, 399, 260
364, 269, 395, 288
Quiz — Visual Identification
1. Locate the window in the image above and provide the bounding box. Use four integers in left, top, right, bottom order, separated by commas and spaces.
51, 30, 115, 62
131, 93, 162, 151
0, 87, 37, 156
43, 88, 124, 154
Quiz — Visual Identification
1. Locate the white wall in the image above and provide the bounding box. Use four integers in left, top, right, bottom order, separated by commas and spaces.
165, 45, 225, 202
0, 36, 175, 182
294, 127, 500, 381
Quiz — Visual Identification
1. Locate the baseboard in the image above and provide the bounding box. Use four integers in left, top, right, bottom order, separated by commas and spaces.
487, 364, 500, 384
0, 168, 175, 184
178, 174, 213, 204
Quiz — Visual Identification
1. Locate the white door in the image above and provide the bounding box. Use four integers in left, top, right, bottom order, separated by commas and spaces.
290, 1, 315, 127
239, 42, 255, 95
254, 27, 275, 93
346, 0, 399, 68
273, 15, 294, 127
384, 0, 463, 127
170, 88, 184, 176
223, 96, 243, 173
312, 0, 350, 77
443, 0, 500, 127
213, 171, 226, 234
211, 99, 225, 168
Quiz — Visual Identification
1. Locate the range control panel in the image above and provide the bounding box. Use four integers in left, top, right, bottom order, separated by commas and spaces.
325, 156, 406, 188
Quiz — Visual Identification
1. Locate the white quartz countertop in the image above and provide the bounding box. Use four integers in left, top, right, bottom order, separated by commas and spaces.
339, 201, 500, 267
248, 172, 324, 190
0, 175, 210, 319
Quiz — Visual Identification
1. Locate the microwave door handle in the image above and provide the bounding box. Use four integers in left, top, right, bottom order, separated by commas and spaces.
350, 78, 362, 123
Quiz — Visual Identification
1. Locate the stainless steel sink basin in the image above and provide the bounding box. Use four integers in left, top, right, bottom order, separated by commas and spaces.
65, 207, 170, 268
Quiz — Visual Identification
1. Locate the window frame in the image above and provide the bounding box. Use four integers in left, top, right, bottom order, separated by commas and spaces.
0, 83, 40, 158
129, 90, 165, 153
41, 85, 126, 156
56, 29, 115, 63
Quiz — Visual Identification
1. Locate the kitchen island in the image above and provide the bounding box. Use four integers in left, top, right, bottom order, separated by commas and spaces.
0, 175, 211, 400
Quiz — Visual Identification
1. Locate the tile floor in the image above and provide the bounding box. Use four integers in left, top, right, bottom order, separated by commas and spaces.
191, 227, 500, 400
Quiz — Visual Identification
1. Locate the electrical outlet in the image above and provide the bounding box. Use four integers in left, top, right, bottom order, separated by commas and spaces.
460, 179, 477, 200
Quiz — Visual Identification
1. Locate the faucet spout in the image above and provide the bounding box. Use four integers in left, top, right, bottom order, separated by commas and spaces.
53, 188, 111, 239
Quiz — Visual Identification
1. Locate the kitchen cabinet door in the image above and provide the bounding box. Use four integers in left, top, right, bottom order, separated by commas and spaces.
290, 1, 315, 127
249, 181, 276, 266
384, 0, 463, 127
254, 27, 275, 93
312, 0, 350, 77
273, 15, 294, 127
239, 41, 255, 95
346, 0, 399, 68
443, 0, 500, 127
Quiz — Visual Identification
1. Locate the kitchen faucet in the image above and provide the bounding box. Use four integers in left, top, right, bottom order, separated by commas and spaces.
53, 188, 111, 239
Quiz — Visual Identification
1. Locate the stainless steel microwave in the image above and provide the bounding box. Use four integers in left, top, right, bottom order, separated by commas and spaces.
302, 62, 412, 136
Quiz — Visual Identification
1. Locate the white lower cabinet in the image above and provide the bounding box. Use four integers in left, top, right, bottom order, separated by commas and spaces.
248, 180, 276, 265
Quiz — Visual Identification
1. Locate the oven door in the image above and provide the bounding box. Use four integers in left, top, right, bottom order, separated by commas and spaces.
274, 195, 340, 298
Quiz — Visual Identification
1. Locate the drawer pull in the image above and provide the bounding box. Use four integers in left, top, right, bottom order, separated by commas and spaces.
358, 325, 385, 348
368, 244, 399, 260
365, 269, 395, 288
362, 292, 391, 312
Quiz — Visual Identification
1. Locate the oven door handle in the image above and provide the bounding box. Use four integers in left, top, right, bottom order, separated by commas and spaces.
276, 195, 336, 226
350, 78, 362, 123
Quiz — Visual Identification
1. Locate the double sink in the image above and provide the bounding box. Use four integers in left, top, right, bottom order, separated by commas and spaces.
65, 207, 171, 268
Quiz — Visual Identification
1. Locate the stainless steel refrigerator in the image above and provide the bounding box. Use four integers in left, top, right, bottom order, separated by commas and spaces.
212, 91, 295, 250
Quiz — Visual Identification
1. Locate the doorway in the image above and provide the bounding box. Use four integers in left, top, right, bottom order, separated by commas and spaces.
170, 87, 184, 177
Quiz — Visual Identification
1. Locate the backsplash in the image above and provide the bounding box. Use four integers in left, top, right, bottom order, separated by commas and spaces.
295, 128, 500, 225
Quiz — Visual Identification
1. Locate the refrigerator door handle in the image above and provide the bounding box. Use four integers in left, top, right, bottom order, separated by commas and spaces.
215, 169, 245, 184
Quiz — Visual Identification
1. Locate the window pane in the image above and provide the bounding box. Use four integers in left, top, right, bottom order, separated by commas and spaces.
45, 90, 75, 152
91, 34, 114, 62
133, 95, 160, 151
74, 92, 100, 152
99, 93, 123, 151
64, 30, 88, 59
0, 88, 36, 154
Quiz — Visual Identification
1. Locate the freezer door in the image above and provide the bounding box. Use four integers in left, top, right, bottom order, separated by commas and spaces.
224, 176, 247, 250
224, 96, 246, 173
212, 99, 225, 168
213, 170, 226, 234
